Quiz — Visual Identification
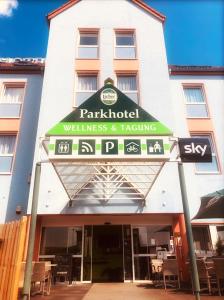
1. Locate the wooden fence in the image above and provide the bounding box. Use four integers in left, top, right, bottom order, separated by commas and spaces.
0, 216, 29, 300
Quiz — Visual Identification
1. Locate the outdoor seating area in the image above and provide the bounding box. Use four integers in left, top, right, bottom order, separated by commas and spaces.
187, 257, 224, 296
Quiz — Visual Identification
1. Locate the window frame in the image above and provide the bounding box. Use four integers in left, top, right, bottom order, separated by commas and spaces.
182, 84, 210, 119
74, 72, 99, 107
114, 29, 137, 60
77, 29, 99, 59
116, 72, 139, 104
0, 82, 26, 118
190, 132, 220, 174
0, 134, 17, 175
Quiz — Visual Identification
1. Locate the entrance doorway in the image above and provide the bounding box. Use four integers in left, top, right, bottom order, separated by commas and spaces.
92, 225, 123, 282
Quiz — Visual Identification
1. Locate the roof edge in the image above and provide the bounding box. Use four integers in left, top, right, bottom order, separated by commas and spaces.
0, 63, 44, 74
47, 0, 165, 23
169, 65, 224, 76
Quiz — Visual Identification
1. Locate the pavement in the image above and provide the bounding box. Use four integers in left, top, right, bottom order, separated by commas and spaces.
32, 283, 223, 300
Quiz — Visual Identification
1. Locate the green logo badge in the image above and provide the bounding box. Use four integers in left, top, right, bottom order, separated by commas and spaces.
100, 88, 118, 106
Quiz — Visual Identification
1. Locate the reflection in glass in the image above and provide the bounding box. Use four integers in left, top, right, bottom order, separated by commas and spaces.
134, 257, 151, 280
40, 227, 68, 255
133, 227, 148, 254
72, 257, 81, 281
83, 226, 92, 281
67, 227, 82, 255
123, 225, 133, 280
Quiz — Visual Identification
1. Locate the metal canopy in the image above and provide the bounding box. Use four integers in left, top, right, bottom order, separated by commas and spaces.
52, 161, 165, 206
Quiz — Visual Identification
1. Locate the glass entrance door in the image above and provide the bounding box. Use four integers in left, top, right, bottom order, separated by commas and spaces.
92, 225, 123, 282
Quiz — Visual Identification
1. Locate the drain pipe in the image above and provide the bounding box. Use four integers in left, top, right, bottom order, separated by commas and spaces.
22, 162, 41, 300
178, 162, 200, 300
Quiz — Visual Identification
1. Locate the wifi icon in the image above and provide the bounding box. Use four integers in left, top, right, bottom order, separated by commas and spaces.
78, 140, 95, 155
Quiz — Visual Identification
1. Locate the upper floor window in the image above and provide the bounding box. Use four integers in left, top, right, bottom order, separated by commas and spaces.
0, 83, 25, 118
75, 74, 97, 106
115, 31, 136, 59
117, 75, 138, 103
191, 134, 219, 173
183, 86, 208, 118
78, 30, 99, 59
0, 135, 16, 173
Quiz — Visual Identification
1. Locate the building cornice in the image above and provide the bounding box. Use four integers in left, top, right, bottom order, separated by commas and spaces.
169, 65, 224, 76
0, 62, 44, 74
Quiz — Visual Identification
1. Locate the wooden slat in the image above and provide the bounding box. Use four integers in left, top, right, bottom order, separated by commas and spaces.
11, 217, 28, 300
0, 217, 29, 300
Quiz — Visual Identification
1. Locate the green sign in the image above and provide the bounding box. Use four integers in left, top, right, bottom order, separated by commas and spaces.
47, 83, 172, 136
49, 136, 171, 161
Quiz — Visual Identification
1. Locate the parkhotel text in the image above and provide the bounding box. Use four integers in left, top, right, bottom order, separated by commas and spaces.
79, 108, 140, 119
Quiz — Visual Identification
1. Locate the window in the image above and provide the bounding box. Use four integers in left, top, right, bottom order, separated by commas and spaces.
183, 86, 208, 118
76, 74, 97, 106
117, 75, 138, 103
191, 134, 219, 173
78, 31, 98, 59
115, 31, 136, 59
0, 135, 16, 173
0, 84, 25, 117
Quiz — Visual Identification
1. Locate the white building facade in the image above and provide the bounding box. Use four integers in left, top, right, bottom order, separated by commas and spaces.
2, 0, 223, 283
0, 60, 44, 223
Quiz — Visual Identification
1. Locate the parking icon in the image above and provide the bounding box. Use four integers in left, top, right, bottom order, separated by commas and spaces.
102, 140, 118, 155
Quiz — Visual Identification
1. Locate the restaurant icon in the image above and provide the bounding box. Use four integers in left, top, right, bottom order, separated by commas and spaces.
124, 140, 141, 155
147, 139, 164, 155
55, 139, 73, 155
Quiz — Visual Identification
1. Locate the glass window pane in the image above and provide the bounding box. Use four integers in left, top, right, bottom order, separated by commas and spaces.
78, 47, 98, 59
0, 156, 13, 172
40, 227, 68, 255
134, 257, 150, 280
80, 34, 97, 45
184, 88, 204, 103
72, 257, 81, 281
117, 76, 137, 91
83, 226, 92, 281
2, 87, 24, 103
0, 103, 21, 117
124, 92, 138, 103
76, 92, 95, 106
78, 76, 97, 91
0, 136, 16, 154
116, 34, 134, 46
133, 227, 148, 254
115, 47, 136, 59
186, 104, 208, 117
67, 227, 82, 255
123, 225, 133, 280
195, 155, 218, 172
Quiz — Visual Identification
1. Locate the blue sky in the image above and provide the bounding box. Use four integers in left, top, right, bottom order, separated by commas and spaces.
0, 0, 223, 66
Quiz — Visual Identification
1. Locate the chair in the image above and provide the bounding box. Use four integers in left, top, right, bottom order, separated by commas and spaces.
189, 259, 213, 295
213, 258, 224, 296
31, 262, 51, 296
151, 259, 163, 286
162, 259, 180, 290
53, 254, 73, 284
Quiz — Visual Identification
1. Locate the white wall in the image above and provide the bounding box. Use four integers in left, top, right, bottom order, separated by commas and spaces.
28, 0, 180, 215
0, 74, 43, 222
170, 75, 224, 218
